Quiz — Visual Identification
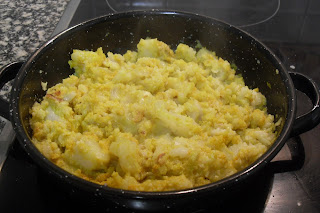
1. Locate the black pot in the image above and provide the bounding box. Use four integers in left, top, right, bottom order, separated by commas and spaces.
1, 10, 320, 211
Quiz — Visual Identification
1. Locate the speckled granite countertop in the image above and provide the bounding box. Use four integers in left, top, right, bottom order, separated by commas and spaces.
0, 0, 70, 132
0, 0, 70, 67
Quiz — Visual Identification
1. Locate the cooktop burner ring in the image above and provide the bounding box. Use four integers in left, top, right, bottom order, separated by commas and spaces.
105, 0, 280, 27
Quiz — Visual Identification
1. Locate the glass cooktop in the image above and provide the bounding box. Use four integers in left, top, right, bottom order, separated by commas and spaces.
1, 0, 320, 212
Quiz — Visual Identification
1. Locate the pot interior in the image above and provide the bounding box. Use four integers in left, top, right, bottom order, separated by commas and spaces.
16, 11, 290, 182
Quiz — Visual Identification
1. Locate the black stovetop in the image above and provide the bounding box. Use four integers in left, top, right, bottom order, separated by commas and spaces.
1, 0, 320, 212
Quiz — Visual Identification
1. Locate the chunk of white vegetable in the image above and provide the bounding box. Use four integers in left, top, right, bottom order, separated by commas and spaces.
64, 137, 110, 171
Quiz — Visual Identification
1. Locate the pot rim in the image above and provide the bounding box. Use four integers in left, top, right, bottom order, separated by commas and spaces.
9, 10, 296, 199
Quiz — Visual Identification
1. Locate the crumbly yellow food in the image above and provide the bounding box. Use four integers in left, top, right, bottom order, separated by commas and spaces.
30, 38, 279, 191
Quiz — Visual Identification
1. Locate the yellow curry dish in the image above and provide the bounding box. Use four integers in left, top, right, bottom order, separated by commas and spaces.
30, 38, 280, 191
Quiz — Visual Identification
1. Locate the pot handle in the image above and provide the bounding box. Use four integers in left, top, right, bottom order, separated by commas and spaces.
289, 71, 320, 137
0, 62, 24, 120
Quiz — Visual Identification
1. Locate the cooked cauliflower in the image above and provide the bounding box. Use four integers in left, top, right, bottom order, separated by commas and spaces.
30, 38, 280, 191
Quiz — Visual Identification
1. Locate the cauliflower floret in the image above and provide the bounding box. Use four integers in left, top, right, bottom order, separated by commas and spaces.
242, 129, 276, 146
229, 142, 267, 170
109, 133, 142, 179
183, 99, 203, 121
175, 43, 196, 62
137, 38, 174, 62
146, 99, 202, 137
63, 135, 110, 171
69, 47, 106, 76
46, 107, 62, 121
